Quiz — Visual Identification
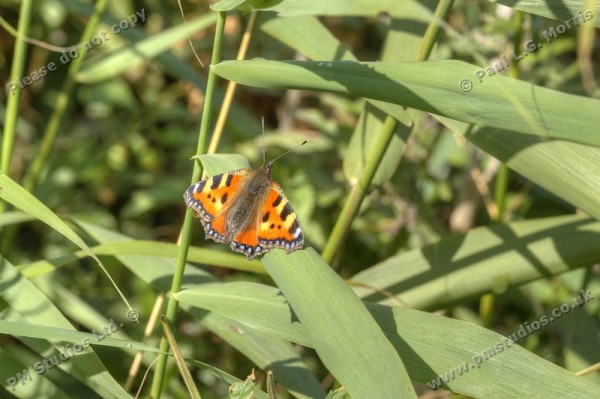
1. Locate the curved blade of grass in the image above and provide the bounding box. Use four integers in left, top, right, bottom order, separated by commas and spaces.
262, 248, 416, 398
0, 211, 35, 227
174, 280, 600, 398
0, 320, 159, 353
18, 240, 266, 279
211, 60, 600, 147
75, 13, 216, 83
75, 221, 324, 399
0, 172, 133, 312
350, 215, 600, 310
0, 175, 89, 252
0, 257, 131, 398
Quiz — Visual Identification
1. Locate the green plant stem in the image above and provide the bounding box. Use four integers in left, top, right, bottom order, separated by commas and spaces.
494, 164, 510, 221
321, 117, 397, 264
1, 0, 32, 192
493, 9, 521, 224
149, 11, 227, 398
321, 0, 455, 265
416, 0, 455, 60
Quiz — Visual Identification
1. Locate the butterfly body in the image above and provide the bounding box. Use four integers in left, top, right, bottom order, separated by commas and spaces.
184, 161, 304, 260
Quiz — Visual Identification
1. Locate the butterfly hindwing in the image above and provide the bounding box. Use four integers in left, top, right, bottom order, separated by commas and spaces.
256, 181, 304, 253
230, 227, 264, 259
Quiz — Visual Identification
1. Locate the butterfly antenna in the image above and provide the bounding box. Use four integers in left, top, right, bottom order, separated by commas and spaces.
270, 140, 308, 164
261, 117, 266, 164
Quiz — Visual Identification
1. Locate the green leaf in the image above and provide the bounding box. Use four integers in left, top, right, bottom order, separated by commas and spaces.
439, 117, 600, 221
197, 153, 251, 175
176, 282, 311, 346
263, 249, 416, 398
494, 1, 600, 28
260, 15, 411, 126
211, 60, 600, 147
351, 215, 600, 310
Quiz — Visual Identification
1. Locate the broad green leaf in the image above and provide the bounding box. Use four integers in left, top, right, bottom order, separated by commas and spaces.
18, 240, 265, 279
174, 280, 600, 398
262, 249, 416, 399
260, 15, 411, 126
261, 15, 413, 184
176, 282, 311, 346
211, 60, 600, 147
350, 215, 600, 310
197, 153, 250, 175
494, 0, 600, 28
0, 257, 131, 398
438, 117, 600, 221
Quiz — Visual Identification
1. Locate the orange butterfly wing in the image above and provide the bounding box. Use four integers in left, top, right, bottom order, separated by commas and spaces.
242, 181, 304, 255
184, 170, 251, 243
185, 168, 304, 260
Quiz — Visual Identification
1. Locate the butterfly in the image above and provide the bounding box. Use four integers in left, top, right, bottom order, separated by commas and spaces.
184, 143, 306, 260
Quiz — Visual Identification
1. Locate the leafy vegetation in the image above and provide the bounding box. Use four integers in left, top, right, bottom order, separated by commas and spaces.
1, 0, 599, 398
